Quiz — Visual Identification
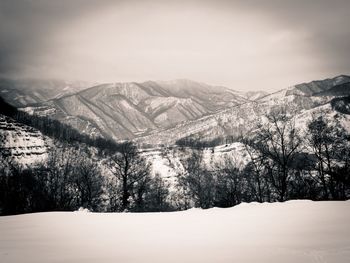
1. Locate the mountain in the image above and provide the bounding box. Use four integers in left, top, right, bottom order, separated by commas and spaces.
2, 74, 350, 220
1, 75, 349, 145
286, 74, 350, 96
3, 79, 248, 140
0, 78, 96, 107
313, 82, 350, 97
135, 75, 350, 145
1, 75, 350, 211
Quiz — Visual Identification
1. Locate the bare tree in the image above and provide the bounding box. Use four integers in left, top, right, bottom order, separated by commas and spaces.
178, 149, 215, 209
249, 110, 302, 201
108, 142, 151, 211
72, 155, 106, 211
144, 173, 171, 212
307, 114, 350, 199
0, 161, 48, 215
214, 157, 245, 207
44, 145, 78, 210
240, 134, 269, 202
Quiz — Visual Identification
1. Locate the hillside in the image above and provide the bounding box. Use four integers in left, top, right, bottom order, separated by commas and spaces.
244, 90, 269, 101
0, 78, 96, 107
1, 201, 349, 263
1, 75, 350, 216
1, 79, 248, 140
1, 75, 350, 167
0, 114, 48, 165
2, 76, 349, 143
135, 75, 350, 145
288, 75, 350, 96
2, 75, 350, 168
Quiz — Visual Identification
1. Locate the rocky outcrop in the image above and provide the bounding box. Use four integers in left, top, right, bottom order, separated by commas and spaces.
0, 115, 48, 165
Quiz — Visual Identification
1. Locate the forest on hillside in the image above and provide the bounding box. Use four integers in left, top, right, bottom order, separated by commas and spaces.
1, 96, 350, 215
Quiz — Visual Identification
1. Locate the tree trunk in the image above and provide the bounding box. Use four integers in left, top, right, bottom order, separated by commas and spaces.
122, 177, 129, 211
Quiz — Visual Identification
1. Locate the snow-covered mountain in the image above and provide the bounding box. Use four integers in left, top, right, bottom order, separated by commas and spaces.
135, 75, 350, 145
287, 74, 350, 96
1, 75, 349, 147
2, 79, 248, 140
1, 75, 350, 200
0, 78, 96, 107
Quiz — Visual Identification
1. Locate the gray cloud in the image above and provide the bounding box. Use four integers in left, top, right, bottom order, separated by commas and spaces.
234, 0, 350, 72
0, 0, 116, 76
0, 0, 349, 90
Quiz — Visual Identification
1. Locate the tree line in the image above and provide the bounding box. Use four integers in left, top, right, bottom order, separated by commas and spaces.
0, 142, 172, 215
175, 109, 350, 209
1, 99, 350, 215
1, 96, 171, 215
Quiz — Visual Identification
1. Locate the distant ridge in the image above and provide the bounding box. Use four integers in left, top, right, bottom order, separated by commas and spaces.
1, 75, 349, 143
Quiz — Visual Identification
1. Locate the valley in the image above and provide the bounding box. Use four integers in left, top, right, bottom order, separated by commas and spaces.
1, 74, 350, 214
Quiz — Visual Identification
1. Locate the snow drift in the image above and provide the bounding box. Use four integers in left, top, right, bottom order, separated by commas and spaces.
0, 200, 349, 263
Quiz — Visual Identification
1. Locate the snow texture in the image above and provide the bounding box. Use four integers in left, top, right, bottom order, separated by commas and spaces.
0, 200, 349, 263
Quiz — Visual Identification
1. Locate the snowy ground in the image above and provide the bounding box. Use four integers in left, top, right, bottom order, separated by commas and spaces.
0, 201, 349, 263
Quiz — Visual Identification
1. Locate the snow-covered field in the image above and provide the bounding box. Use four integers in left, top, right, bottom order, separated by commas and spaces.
0, 201, 349, 263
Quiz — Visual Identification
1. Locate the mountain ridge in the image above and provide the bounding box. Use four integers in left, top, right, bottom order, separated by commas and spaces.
1, 75, 349, 143
6, 79, 249, 140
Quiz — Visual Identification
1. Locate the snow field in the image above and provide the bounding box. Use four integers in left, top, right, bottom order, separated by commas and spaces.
0, 200, 349, 263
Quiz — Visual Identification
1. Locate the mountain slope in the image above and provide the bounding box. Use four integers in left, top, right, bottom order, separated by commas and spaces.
244, 90, 269, 101
135, 75, 350, 145
286, 75, 350, 96
1, 75, 349, 144
0, 114, 48, 165
0, 78, 96, 107
314, 82, 350, 97
13, 79, 248, 140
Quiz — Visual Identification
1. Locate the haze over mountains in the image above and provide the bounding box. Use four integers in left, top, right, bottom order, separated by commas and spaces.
1, 74, 350, 213
1, 79, 251, 140
0, 78, 97, 107
1, 75, 350, 145
138, 75, 350, 145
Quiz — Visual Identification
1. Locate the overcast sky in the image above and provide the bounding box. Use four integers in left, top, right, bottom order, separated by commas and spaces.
0, 0, 349, 91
